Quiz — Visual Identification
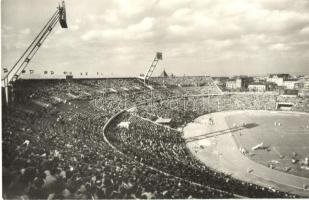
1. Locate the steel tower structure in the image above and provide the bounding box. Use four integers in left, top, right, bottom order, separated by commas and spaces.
2, 1, 68, 105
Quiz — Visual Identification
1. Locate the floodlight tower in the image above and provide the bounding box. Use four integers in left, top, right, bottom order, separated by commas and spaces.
1, 1, 68, 105
142, 52, 163, 85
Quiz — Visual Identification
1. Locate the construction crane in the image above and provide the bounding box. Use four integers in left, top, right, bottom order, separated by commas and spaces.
139, 52, 163, 85
2, 1, 68, 105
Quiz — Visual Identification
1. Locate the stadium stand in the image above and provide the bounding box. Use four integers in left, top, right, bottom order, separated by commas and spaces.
3, 77, 308, 198
105, 111, 298, 198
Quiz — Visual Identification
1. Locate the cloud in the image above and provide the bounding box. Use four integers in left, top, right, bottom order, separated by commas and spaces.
2, 24, 13, 31
269, 43, 291, 51
81, 29, 123, 41
69, 24, 79, 31
81, 17, 155, 41
75, 18, 81, 24
300, 26, 309, 35
19, 28, 31, 35
128, 17, 154, 32
114, 0, 153, 17
253, 0, 309, 11
168, 24, 192, 36
2, 0, 309, 76
158, 0, 191, 10
171, 8, 191, 21
55, 29, 63, 35
100, 9, 120, 24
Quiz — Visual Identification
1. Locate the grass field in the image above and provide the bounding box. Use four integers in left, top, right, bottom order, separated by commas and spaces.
225, 111, 309, 178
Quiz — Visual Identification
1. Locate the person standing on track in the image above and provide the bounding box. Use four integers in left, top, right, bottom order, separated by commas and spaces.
209, 117, 214, 125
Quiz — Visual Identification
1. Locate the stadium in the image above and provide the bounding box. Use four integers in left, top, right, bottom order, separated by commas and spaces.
2, 75, 309, 198
2, 0, 309, 199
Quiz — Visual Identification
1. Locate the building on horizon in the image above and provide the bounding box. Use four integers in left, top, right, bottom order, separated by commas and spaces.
283, 78, 298, 89
248, 82, 266, 92
267, 74, 291, 86
226, 78, 242, 90
226, 76, 254, 90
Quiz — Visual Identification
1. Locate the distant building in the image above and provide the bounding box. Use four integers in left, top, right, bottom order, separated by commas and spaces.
253, 76, 266, 82
279, 89, 298, 96
248, 83, 266, 92
298, 89, 309, 97
213, 77, 229, 86
265, 82, 278, 91
267, 74, 290, 86
295, 77, 309, 90
239, 76, 254, 89
283, 79, 298, 89
296, 77, 309, 97
226, 76, 253, 90
226, 78, 242, 89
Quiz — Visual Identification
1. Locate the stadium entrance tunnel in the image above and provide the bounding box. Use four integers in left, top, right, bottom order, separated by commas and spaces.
276, 102, 294, 110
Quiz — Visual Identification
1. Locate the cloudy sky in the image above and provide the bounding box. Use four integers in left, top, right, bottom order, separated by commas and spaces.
2, 0, 309, 78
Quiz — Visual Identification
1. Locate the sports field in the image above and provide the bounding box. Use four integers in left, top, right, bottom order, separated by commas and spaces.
183, 110, 309, 196
225, 111, 309, 178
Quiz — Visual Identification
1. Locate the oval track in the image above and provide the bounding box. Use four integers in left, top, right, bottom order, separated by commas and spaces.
184, 110, 309, 197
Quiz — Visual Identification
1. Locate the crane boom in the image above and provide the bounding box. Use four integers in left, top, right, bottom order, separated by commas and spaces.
143, 52, 162, 85
2, 1, 68, 105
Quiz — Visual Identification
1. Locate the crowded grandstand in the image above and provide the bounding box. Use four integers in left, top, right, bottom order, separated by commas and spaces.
2, 75, 309, 199
2, 0, 309, 199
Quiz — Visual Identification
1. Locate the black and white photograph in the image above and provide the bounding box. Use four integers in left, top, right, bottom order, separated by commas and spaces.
1, 0, 309, 199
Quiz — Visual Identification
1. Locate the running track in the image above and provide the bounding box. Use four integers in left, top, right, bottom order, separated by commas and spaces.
183, 110, 309, 197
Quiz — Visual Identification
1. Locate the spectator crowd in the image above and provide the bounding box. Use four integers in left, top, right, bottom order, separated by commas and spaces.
105, 112, 298, 198
3, 77, 308, 199
137, 93, 309, 128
